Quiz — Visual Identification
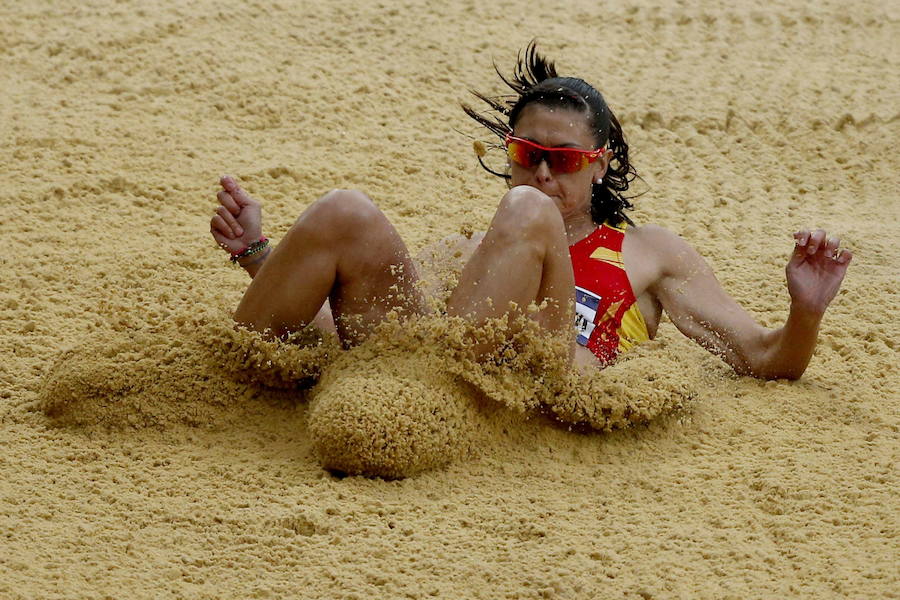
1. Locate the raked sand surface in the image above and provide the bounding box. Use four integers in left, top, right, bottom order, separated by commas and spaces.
1, 0, 898, 598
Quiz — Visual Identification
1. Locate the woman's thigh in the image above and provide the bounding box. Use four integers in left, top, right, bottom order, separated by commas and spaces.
235, 190, 425, 345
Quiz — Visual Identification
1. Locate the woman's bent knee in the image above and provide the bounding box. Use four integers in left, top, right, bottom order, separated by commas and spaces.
291, 189, 382, 240
493, 186, 563, 240
314, 188, 379, 220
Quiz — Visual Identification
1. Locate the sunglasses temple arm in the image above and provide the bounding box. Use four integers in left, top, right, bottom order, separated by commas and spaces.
477, 155, 512, 179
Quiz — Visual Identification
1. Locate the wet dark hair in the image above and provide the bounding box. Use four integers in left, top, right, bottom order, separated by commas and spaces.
463, 42, 638, 227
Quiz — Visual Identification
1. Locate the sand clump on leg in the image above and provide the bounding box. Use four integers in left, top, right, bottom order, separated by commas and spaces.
544, 339, 699, 431
306, 315, 483, 478
436, 310, 698, 432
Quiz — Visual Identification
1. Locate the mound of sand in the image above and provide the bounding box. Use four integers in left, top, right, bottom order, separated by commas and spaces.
308, 343, 479, 479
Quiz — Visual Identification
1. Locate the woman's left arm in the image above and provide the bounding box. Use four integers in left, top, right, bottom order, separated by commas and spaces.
647, 227, 852, 380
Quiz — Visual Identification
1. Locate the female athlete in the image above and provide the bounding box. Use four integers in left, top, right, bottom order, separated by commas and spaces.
210, 43, 851, 380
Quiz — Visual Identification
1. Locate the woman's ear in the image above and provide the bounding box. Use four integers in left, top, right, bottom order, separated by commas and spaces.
593, 149, 614, 183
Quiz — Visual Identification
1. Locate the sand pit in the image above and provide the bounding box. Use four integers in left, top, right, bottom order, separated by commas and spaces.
2, 0, 898, 597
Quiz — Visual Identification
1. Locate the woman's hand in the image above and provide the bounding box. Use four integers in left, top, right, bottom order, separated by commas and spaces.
210, 175, 263, 255
787, 229, 853, 317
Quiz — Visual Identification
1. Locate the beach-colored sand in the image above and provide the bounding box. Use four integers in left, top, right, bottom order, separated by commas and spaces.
1, 0, 898, 597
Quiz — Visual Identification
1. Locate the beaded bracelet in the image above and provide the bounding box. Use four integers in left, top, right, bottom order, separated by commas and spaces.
230, 237, 269, 264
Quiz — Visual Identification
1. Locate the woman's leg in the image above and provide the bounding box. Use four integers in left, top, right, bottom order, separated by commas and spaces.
446, 186, 574, 356
307, 186, 574, 477
233, 189, 425, 347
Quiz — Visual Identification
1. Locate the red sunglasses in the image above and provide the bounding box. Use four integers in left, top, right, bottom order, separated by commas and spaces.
505, 134, 605, 174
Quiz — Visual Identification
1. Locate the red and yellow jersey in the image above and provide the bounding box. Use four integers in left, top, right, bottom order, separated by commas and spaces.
569, 223, 649, 365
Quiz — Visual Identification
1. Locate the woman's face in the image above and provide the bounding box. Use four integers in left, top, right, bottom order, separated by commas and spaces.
509, 103, 611, 221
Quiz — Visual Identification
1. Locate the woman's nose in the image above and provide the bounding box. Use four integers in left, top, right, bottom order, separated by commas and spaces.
534, 158, 553, 182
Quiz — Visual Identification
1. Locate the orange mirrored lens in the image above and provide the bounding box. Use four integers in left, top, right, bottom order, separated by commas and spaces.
507, 140, 540, 168
550, 151, 588, 173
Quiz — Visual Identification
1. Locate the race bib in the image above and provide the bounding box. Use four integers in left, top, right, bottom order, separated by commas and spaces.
574, 286, 601, 346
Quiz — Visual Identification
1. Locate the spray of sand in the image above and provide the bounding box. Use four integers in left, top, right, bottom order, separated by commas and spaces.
38, 305, 696, 477
36, 306, 338, 431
